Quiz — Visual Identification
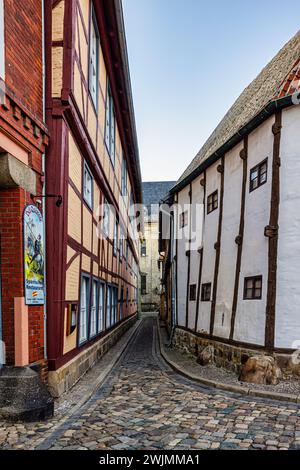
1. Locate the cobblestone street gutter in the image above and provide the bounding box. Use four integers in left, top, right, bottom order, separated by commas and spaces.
158, 320, 300, 404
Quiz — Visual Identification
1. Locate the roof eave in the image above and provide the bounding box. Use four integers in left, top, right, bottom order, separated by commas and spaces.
170, 94, 294, 195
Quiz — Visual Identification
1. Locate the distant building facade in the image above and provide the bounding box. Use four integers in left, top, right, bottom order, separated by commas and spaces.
141, 182, 175, 312
160, 32, 300, 378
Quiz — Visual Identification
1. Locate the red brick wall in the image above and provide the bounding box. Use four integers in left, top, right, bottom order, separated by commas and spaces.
0, 188, 45, 366
4, 0, 43, 120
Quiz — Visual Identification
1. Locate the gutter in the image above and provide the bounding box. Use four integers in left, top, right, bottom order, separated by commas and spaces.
170, 94, 294, 195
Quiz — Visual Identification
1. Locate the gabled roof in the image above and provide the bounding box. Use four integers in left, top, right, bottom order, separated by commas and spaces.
174, 30, 300, 190
142, 181, 176, 208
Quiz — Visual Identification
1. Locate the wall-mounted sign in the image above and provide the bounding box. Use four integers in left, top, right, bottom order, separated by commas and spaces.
23, 205, 45, 305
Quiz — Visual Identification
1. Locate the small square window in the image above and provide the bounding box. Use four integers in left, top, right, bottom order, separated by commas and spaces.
250, 159, 268, 192
83, 162, 93, 209
201, 283, 211, 302
244, 276, 262, 300
189, 284, 197, 301
207, 191, 218, 214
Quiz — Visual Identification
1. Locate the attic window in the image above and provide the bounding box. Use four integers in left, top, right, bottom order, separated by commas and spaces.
250, 159, 268, 192
207, 191, 218, 214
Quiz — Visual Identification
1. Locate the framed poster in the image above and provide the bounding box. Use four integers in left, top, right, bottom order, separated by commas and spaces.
23, 205, 45, 305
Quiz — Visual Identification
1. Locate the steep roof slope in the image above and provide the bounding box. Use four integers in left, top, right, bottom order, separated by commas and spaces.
177, 31, 300, 186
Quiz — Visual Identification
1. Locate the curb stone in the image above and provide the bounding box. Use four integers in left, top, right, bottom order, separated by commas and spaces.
157, 320, 300, 405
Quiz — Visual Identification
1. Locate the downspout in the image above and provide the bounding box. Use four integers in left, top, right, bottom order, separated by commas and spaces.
41, 0, 47, 360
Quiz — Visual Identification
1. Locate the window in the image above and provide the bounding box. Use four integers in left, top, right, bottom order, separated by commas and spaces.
141, 242, 146, 257
106, 285, 112, 329
83, 162, 93, 209
79, 276, 90, 344
244, 276, 263, 300
0, 0, 4, 80
180, 211, 188, 228
207, 191, 218, 214
120, 287, 124, 319
141, 274, 147, 295
105, 83, 115, 164
250, 159, 268, 192
98, 283, 105, 333
189, 284, 197, 301
103, 199, 110, 237
90, 280, 98, 338
113, 220, 119, 257
201, 283, 211, 302
121, 158, 127, 196
119, 231, 123, 262
126, 242, 129, 268
89, 9, 99, 108
112, 287, 118, 325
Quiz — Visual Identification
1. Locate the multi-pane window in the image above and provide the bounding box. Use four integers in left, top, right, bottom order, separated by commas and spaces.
106, 285, 112, 329
250, 159, 268, 192
201, 283, 211, 302
105, 83, 115, 164
189, 284, 197, 302
141, 242, 146, 257
112, 287, 118, 325
207, 191, 218, 214
90, 280, 98, 337
89, 9, 99, 108
83, 162, 93, 209
180, 211, 188, 228
120, 287, 124, 320
0, 0, 4, 80
244, 276, 263, 300
141, 274, 147, 295
113, 220, 119, 257
126, 242, 129, 268
103, 199, 110, 237
98, 283, 105, 333
119, 231, 123, 262
121, 158, 127, 196
79, 276, 90, 344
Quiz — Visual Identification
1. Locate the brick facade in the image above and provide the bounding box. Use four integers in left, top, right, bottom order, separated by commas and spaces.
0, 0, 48, 375
4, 0, 43, 120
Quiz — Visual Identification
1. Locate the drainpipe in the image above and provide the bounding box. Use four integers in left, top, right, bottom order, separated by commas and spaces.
41, 0, 47, 360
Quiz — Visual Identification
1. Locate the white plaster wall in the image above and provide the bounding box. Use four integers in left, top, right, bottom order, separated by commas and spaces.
187, 175, 204, 330
196, 161, 220, 334
214, 142, 244, 338
176, 186, 191, 327
275, 106, 300, 348
234, 117, 275, 345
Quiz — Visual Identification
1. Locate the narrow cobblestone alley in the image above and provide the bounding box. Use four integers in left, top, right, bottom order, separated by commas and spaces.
0, 315, 299, 450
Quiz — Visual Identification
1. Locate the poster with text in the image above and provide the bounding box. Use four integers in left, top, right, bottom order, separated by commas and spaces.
23, 204, 45, 305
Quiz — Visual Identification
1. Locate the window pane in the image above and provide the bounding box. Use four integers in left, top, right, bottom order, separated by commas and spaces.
254, 288, 261, 298
90, 281, 97, 337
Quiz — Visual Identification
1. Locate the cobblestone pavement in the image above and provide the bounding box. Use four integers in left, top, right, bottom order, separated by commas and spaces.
0, 315, 299, 450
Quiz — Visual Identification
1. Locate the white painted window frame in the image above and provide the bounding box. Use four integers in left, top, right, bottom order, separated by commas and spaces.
89, 6, 99, 109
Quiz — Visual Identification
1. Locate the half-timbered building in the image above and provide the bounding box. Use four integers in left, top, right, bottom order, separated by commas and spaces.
160, 31, 300, 378
46, 0, 142, 396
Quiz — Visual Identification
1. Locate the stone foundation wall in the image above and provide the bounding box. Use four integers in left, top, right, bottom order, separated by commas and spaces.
172, 327, 300, 380
48, 314, 137, 397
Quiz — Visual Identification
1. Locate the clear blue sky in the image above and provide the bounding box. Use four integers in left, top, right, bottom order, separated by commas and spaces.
122, 0, 299, 182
